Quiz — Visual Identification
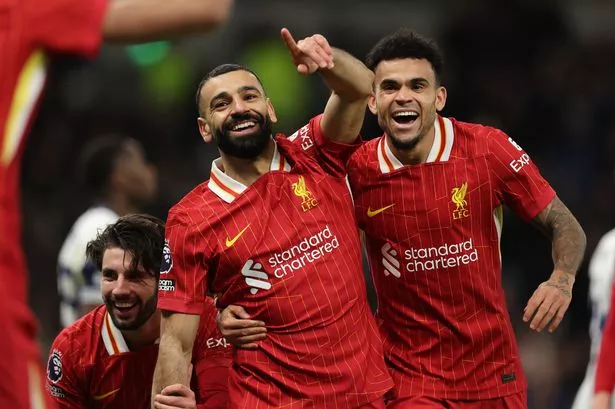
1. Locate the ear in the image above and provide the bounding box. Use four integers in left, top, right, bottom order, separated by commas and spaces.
197, 117, 213, 143
266, 98, 278, 124
435, 86, 447, 112
367, 93, 377, 115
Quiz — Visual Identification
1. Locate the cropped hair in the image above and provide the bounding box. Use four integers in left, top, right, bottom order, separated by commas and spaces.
366, 28, 444, 85
195, 63, 264, 116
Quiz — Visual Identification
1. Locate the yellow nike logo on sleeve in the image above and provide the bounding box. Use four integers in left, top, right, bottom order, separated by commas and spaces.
225, 224, 251, 248
367, 204, 395, 217
93, 388, 120, 400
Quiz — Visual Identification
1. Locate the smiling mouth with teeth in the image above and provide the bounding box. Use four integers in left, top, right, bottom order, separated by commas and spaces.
392, 112, 419, 124
114, 302, 137, 310
231, 121, 257, 131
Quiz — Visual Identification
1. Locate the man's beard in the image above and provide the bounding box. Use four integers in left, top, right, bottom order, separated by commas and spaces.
388, 131, 423, 151
214, 112, 273, 159
104, 293, 158, 331
383, 113, 432, 152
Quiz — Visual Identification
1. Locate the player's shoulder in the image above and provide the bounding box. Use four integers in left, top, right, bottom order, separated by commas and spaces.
46, 307, 105, 389
274, 133, 305, 161
450, 117, 505, 143
357, 136, 380, 155
168, 181, 221, 224
447, 116, 511, 158
282, 114, 345, 159
50, 306, 106, 362
278, 118, 326, 163
347, 136, 379, 168
285, 115, 321, 144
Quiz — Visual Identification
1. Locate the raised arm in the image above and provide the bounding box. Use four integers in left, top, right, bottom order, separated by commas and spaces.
281, 28, 373, 144
523, 196, 586, 332
151, 312, 200, 408
103, 0, 233, 43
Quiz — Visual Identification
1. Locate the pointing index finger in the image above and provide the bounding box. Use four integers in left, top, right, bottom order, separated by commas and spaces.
280, 27, 301, 55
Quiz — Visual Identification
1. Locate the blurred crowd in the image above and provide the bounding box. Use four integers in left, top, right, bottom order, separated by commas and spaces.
22, 1, 614, 408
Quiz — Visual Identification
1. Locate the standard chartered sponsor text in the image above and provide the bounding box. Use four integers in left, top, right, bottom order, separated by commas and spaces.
404, 238, 478, 272
269, 225, 339, 278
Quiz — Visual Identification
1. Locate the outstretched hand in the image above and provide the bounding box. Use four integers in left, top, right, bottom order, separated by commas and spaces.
280, 27, 334, 75
523, 270, 574, 333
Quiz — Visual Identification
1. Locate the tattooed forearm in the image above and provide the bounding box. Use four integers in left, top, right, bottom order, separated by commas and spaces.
531, 196, 586, 276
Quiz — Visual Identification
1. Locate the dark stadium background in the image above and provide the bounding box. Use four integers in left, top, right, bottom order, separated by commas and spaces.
22, 0, 615, 407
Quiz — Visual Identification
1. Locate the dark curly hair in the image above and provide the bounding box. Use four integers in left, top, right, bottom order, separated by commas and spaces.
86, 214, 165, 280
366, 28, 444, 85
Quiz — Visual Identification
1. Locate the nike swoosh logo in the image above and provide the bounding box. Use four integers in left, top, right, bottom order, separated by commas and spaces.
225, 224, 251, 248
93, 388, 120, 400
367, 204, 395, 218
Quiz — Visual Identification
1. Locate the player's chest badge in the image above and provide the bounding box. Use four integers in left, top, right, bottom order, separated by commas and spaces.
451, 181, 470, 220
291, 175, 318, 212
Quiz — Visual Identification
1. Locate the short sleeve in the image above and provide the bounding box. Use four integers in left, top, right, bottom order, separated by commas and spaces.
487, 128, 556, 222
287, 114, 361, 178
25, 0, 107, 57
595, 281, 615, 393
157, 210, 209, 315
191, 298, 232, 408
45, 333, 88, 409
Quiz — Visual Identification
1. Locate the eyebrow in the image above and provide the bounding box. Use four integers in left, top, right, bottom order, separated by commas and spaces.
101, 267, 116, 275
380, 77, 430, 87
210, 86, 262, 108
380, 79, 400, 87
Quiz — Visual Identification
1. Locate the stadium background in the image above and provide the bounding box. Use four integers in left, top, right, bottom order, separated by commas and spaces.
22, 0, 615, 407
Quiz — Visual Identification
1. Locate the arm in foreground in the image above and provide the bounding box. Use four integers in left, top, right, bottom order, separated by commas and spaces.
524, 196, 586, 332
151, 312, 200, 408
103, 0, 233, 43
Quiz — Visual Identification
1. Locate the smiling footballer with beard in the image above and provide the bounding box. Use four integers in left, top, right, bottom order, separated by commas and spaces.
153, 35, 394, 406
44, 214, 232, 409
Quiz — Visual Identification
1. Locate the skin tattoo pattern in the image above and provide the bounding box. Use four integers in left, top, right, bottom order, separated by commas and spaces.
531, 196, 586, 297
541, 276, 572, 299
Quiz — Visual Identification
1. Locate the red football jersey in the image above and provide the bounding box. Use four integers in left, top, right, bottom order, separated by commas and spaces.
0, 0, 106, 406
595, 281, 615, 394
46, 298, 231, 409
158, 116, 392, 408
348, 116, 556, 400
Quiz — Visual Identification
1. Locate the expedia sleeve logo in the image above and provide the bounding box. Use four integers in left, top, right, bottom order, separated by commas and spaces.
47, 350, 63, 383
289, 124, 314, 151
160, 240, 173, 274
